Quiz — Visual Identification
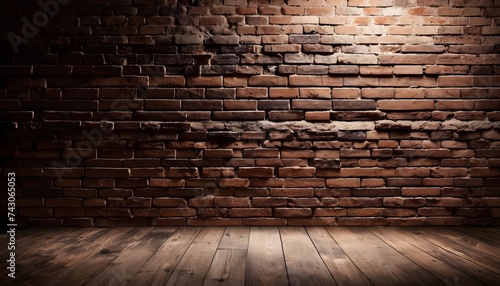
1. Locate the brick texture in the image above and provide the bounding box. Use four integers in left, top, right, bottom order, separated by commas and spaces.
1, 0, 499, 226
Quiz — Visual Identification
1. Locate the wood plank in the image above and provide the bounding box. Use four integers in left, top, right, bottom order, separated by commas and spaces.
128, 227, 201, 286
204, 249, 246, 286
165, 227, 225, 286
280, 227, 337, 286
7, 227, 66, 244
246, 227, 288, 286
84, 227, 169, 286
446, 226, 500, 248
1, 228, 75, 283
437, 227, 500, 256
45, 227, 160, 286
307, 227, 372, 286
377, 227, 500, 285
368, 227, 481, 286
218, 227, 250, 250
409, 227, 500, 276
6, 228, 105, 286
15, 227, 79, 258
327, 227, 442, 286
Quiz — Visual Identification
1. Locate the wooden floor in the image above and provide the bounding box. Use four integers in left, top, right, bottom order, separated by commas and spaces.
1, 227, 499, 286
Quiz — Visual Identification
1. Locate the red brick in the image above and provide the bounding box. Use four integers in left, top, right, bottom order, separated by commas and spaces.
314, 208, 346, 217
204, 149, 233, 158
86, 168, 130, 178
275, 208, 312, 217
379, 54, 436, 64
219, 178, 250, 187
214, 197, 251, 207
150, 179, 185, 188
377, 100, 435, 110
437, 76, 473, 87
326, 178, 361, 187
249, 75, 288, 86
250, 178, 284, 188
228, 208, 272, 217
238, 167, 274, 178
278, 167, 316, 177
252, 197, 288, 207
270, 188, 315, 197
347, 208, 383, 217
160, 208, 197, 217
338, 197, 383, 207
427, 198, 466, 207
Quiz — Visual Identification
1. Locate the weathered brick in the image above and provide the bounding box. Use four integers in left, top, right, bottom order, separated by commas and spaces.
292, 99, 332, 110
213, 111, 266, 120
379, 54, 436, 65
249, 75, 288, 86
214, 197, 251, 207
275, 208, 312, 217
278, 167, 316, 177
241, 54, 283, 64
333, 100, 376, 110
238, 167, 275, 178
378, 100, 435, 110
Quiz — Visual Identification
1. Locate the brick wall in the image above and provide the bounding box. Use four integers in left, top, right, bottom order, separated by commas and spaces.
0, 0, 499, 227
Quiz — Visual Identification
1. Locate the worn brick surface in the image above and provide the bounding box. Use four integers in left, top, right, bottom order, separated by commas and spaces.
1, 0, 498, 226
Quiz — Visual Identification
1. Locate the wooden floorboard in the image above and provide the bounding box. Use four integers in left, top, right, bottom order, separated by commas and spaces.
307, 227, 372, 286
408, 227, 500, 276
128, 227, 200, 286
368, 227, 482, 286
374, 227, 500, 285
451, 227, 500, 248
246, 227, 288, 286
281, 227, 337, 286
204, 249, 247, 286
326, 227, 442, 286
3, 227, 499, 286
6, 227, 106, 286
85, 227, 172, 286
48, 227, 156, 286
165, 227, 225, 286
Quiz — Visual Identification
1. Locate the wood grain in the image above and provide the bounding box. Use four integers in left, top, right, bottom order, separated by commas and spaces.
281, 227, 337, 286
368, 227, 481, 286
408, 227, 500, 276
84, 227, 170, 286
128, 227, 201, 286
327, 227, 441, 286
307, 227, 371, 286
48, 227, 162, 286
374, 227, 500, 285
246, 227, 288, 286
204, 249, 247, 286
218, 226, 250, 250
165, 227, 225, 286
